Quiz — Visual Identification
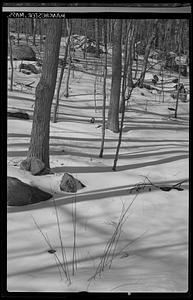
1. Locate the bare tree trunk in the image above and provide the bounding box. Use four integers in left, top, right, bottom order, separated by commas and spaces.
95, 18, 100, 58
8, 20, 14, 91
16, 19, 20, 46
107, 19, 122, 133
138, 19, 158, 88
127, 21, 136, 89
119, 20, 135, 112
93, 64, 98, 112
64, 48, 71, 98
99, 19, 107, 158
25, 19, 29, 45
113, 20, 130, 171
32, 19, 36, 46
161, 64, 165, 102
83, 19, 87, 62
53, 19, 71, 123
39, 19, 43, 52
175, 21, 182, 118
27, 20, 62, 169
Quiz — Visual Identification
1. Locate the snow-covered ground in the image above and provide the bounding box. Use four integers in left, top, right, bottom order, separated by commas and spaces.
7, 52, 189, 292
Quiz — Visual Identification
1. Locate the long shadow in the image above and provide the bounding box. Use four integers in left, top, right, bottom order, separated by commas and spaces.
8, 142, 188, 150
50, 154, 188, 173
124, 118, 189, 127
68, 93, 102, 97
56, 102, 107, 110
7, 238, 187, 279
122, 125, 188, 132
65, 98, 95, 103
8, 95, 34, 102
8, 133, 188, 144
54, 114, 189, 128
51, 149, 188, 160
7, 148, 188, 159
8, 106, 34, 114
7, 178, 189, 214
126, 108, 188, 120
55, 116, 103, 124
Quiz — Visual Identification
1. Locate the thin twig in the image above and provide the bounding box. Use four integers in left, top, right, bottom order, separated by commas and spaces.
52, 196, 71, 283
31, 215, 69, 282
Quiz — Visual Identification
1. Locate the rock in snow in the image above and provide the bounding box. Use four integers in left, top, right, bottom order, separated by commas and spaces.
60, 173, 85, 193
20, 157, 46, 175
7, 177, 52, 206
60, 173, 78, 192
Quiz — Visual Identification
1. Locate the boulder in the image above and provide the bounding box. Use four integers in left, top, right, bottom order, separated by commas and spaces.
60, 173, 78, 192
20, 63, 39, 74
60, 173, 85, 193
11, 45, 36, 61
20, 157, 46, 175
170, 91, 187, 101
7, 177, 52, 206
21, 70, 31, 75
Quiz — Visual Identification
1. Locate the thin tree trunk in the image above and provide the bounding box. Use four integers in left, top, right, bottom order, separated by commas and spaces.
64, 49, 71, 98
93, 65, 98, 112
39, 19, 43, 52
112, 20, 130, 171
161, 64, 165, 102
138, 19, 158, 88
25, 19, 29, 45
27, 20, 62, 169
119, 20, 135, 112
107, 19, 122, 133
95, 18, 100, 58
32, 19, 36, 46
8, 20, 14, 91
99, 19, 108, 158
127, 21, 136, 89
53, 19, 71, 123
83, 19, 87, 62
16, 19, 20, 46
175, 22, 182, 118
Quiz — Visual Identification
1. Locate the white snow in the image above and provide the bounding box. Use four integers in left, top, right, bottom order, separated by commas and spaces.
7, 45, 189, 292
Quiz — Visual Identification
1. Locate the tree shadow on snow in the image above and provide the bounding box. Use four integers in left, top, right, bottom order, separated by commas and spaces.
7, 178, 189, 214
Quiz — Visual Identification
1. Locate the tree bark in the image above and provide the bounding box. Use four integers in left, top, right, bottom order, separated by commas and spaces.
99, 19, 108, 158
27, 20, 62, 169
138, 19, 158, 88
95, 18, 100, 58
113, 20, 130, 171
107, 19, 122, 133
64, 47, 71, 98
175, 21, 182, 118
119, 20, 136, 112
8, 20, 14, 91
39, 19, 43, 52
16, 19, 20, 46
32, 19, 36, 46
53, 19, 71, 122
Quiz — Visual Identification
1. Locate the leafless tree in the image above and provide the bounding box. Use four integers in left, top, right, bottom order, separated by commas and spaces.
107, 19, 122, 133
26, 20, 62, 170
138, 19, 158, 88
53, 19, 71, 122
8, 19, 14, 91
99, 19, 108, 158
